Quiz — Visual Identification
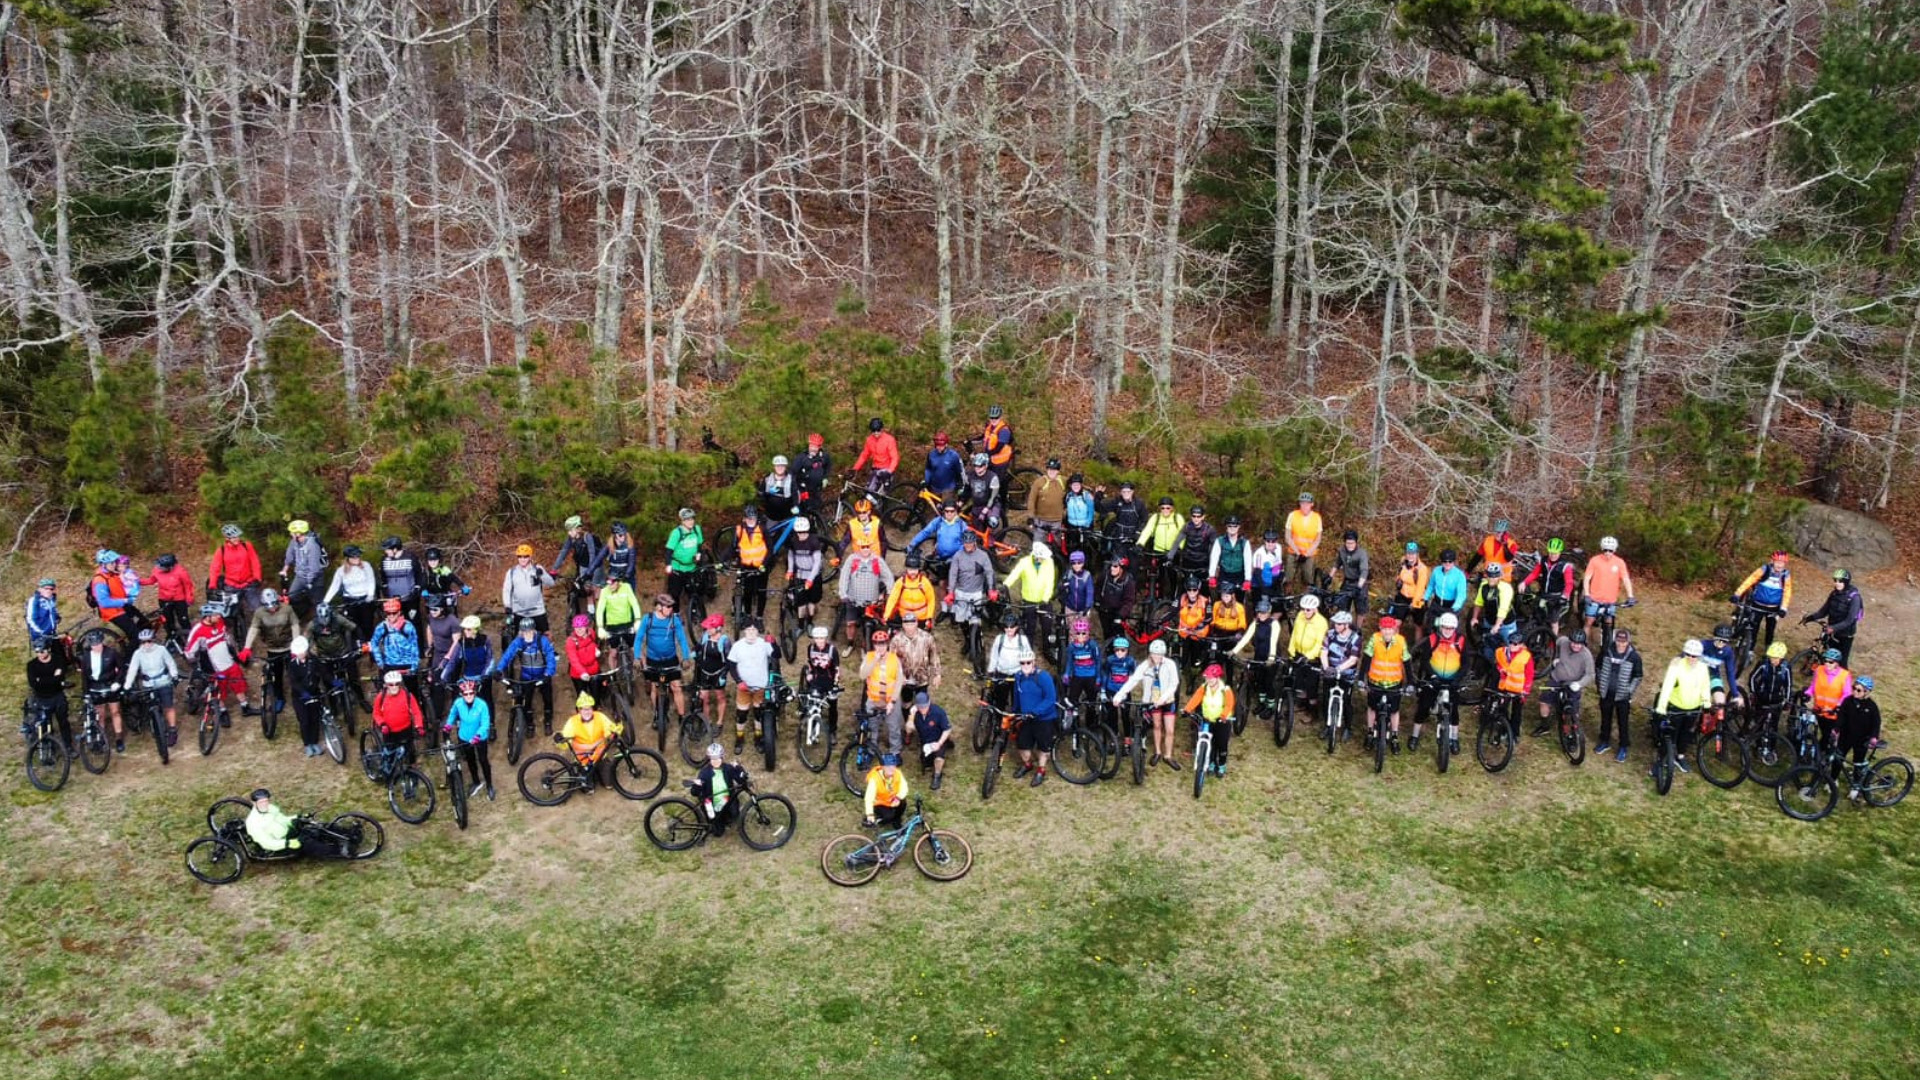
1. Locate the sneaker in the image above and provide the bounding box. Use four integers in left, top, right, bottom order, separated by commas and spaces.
1449, 738, 1461, 755
114, 739, 125, 754
1149, 752, 1162, 766
241, 705, 261, 717
17, 722, 30, 739
1595, 740, 1612, 754
1614, 747, 1629, 764
1674, 756, 1690, 774
166, 727, 178, 746
733, 738, 745, 755
1409, 734, 1421, 752
486, 784, 497, 801
1531, 723, 1550, 737
469, 779, 485, 798
931, 773, 943, 791
218, 711, 232, 728
1849, 788, 1862, 802
1030, 769, 1046, 787
1389, 735, 1400, 755
1216, 762, 1228, 777
1014, 762, 1034, 780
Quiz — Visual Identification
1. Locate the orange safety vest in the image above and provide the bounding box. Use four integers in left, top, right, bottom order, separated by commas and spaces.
1396, 560, 1430, 607
866, 766, 906, 807
92, 571, 129, 616
1810, 666, 1851, 715
888, 576, 939, 622
735, 524, 768, 568
984, 419, 1013, 466
1366, 633, 1408, 685
1178, 596, 1210, 638
1479, 535, 1515, 581
845, 516, 883, 557
1210, 601, 1247, 634
1496, 647, 1532, 695
1286, 510, 1322, 557
864, 652, 902, 705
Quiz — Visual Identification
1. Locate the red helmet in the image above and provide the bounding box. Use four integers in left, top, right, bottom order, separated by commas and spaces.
1203, 663, 1225, 680
807, 432, 823, 448
933, 431, 950, 447
382, 598, 403, 614
871, 629, 891, 644
1378, 616, 1400, 631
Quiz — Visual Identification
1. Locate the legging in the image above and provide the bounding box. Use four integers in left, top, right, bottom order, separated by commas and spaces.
461, 737, 494, 790
294, 697, 322, 746
1202, 717, 1232, 764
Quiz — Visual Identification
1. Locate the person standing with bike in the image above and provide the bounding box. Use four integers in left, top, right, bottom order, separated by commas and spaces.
1333, 530, 1371, 615
692, 614, 733, 736
1012, 651, 1060, 786
785, 517, 826, 627
1060, 551, 1096, 624
1230, 598, 1286, 701
89, 549, 141, 642
730, 505, 773, 627
370, 599, 425, 725
141, 555, 195, 646
186, 605, 256, 728
556, 693, 621, 788
324, 546, 379, 643
24, 637, 70, 746
1111, 639, 1181, 770
727, 621, 779, 756
803, 624, 841, 735
371, 669, 426, 766
311, 603, 369, 709
1172, 506, 1216, 590
1093, 555, 1137, 644
1363, 617, 1411, 755
1733, 551, 1794, 651
1836, 676, 1883, 802
1491, 626, 1536, 743
422, 551, 470, 614
551, 515, 606, 615
1424, 549, 1470, 625
1804, 648, 1853, 727
1800, 568, 1864, 666
1096, 479, 1148, 544
797, 433, 834, 514
1208, 516, 1254, 596
494, 619, 559, 735
502, 543, 556, 643
1533, 632, 1593, 738
883, 557, 941, 627
852, 418, 900, 494
1701, 623, 1745, 717
858, 630, 905, 757
958, 455, 1004, 532
122, 628, 180, 750
1183, 663, 1237, 777
1063, 475, 1098, 560
762, 455, 798, 522
78, 630, 126, 752
286, 636, 326, 757
665, 509, 707, 615
596, 575, 643, 656
25, 578, 62, 658
1287, 593, 1330, 713
1410, 612, 1467, 756
981, 404, 1016, 484
1522, 538, 1579, 637
207, 524, 264, 641
1061, 619, 1103, 716
892, 613, 941, 708
1747, 642, 1795, 748
242, 588, 301, 718
377, 537, 423, 626
281, 520, 328, 620
437, 615, 494, 719
836, 548, 894, 649
908, 692, 953, 790
1283, 493, 1324, 598
1026, 458, 1068, 536
1652, 640, 1713, 775
910, 502, 973, 566
922, 432, 962, 503
603, 524, 639, 590
444, 676, 495, 800
1594, 629, 1644, 763
424, 596, 463, 719
1389, 543, 1430, 632
1580, 536, 1636, 640
1251, 530, 1287, 611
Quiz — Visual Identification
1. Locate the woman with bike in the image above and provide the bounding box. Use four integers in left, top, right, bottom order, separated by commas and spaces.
727, 621, 779, 755
1836, 676, 1883, 802
1061, 619, 1103, 713
555, 692, 622, 788
1094, 555, 1137, 643
286, 637, 327, 757
1363, 617, 1411, 755
664, 509, 706, 614
1231, 598, 1286, 706
1733, 551, 1794, 650
1321, 611, 1363, 741
1799, 568, 1863, 665
1805, 648, 1853, 726
122, 628, 180, 749
438, 615, 495, 718
691, 742, 753, 835
797, 433, 834, 511
369, 600, 424, 736
24, 638, 69, 750
1208, 584, 1249, 683
1174, 578, 1211, 674
443, 676, 495, 800
785, 517, 826, 627
371, 669, 426, 764
565, 615, 604, 701
141, 555, 195, 646
1111, 639, 1181, 770
762, 455, 798, 522
1747, 642, 1796, 745
1183, 663, 1237, 777
323, 546, 379, 643
1389, 543, 1429, 632
1208, 516, 1254, 595
1251, 530, 1287, 610
1701, 624, 1744, 719
421, 547, 469, 610
494, 619, 559, 735
1410, 612, 1467, 756
77, 630, 126, 753
1060, 551, 1096, 623
596, 575, 644, 656
1652, 640, 1712, 776
693, 613, 734, 738
1063, 475, 1098, 559
1003, 543, 1059, 645
1287, 593, 1329, 713
803, 624, 841, 737
1594, 629, 1644, 763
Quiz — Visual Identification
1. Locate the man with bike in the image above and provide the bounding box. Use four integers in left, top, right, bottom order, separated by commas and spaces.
1135, 497, 1182, 599
836, 547, 893, 649
1470, 564, 1515, 660
1094, 555, 1137, 643
958, 454, 1005, 531
78, 630, 126, 753
25, 578, 62, 659
1112, 638, 1181, 770
1208, 515, 1254, 596
1423, 548, 1470, 624
502, 543, 556, 642
186, 604, 256, 728
207, 524, 264, 640
840, 496, 887, 561
1733, 551, 1794, 650
802, 624, 841, 739
1363, 616, 1411, 754
1522, 538, 1579, 636
1333, 529, 1371, 614
797, 433, 834, 511
892, 613, 941, 707
377, 537, 423, 627
1284, 493, 1324, 597
852, 418, 900, 494
1800, 568, 1864, 666
25, 637, 71, 748
863, 753, 911, 828
665, 509, 706, 614
122, 628, 181, 750
421, 549, 469, 613
1580, 535, 1636, 639
89, 549, 141, 641
596, 574, 643, 662
1026, 457, 1068, 537
556, 692, 622, 788
1652, 639, 1713, 774
1410, 612, 1467, 756
281, 520, 328, 619
945, 530, 995, 650
1533, 631, 1593, 738
922, 431, 963, 502
982, 404, 1016, 482
910, 501, 972, 569
286, 636, 328, 758
1389, 542, 1430, 632
727, 620, 780, 756
371, 669, 426, 765
1095, 479, 1148, 541
242, 588, 301, 719
1594, 629, 1644, 763
550, 515, 606, 614
324, 546, 379, 642
692, 742, 753, 835
444, 675, 495, 800
1183, 662, 1238, 777
859, 629, 906, 757
908, 692, 953, 790
1171, 506, 1216, 592
311, 602, 369, 709
494, 618, 558, 735
1836, 676, 1883, 802
1230, 598, 1287, 712
245, 788, 340, 856
636, 595, 693, 726
785, 517, 827, 627
1012, 651, 1060, 786
884, 556, 941, 627
1491, 626, 1536, 744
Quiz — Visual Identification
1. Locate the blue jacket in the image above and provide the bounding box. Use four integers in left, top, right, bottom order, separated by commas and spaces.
636, 612, 692, 664
498, 634, 557, 679
1013, 669, 1060, 723
1065, 491, 1097, 528
441, 637, 493, 683
1061, 570, 1095, 612
25, 594, 59, 639
910, 516, 973, 560
370, 620, 421, 668
1702, 640, 1741, 695
1100, 653, 1137, 693
445, 696, 493, 743
924, 447, 964, 492
1063, 639, 1101, 680
1425, 565, 1469, 611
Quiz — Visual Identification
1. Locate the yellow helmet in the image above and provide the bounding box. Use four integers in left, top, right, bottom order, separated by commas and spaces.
287, 519, 310, 535
514, 543, 534, 557
460, 615, 482, 630
575, 692, 596, 710
1766, 642, 1788, 660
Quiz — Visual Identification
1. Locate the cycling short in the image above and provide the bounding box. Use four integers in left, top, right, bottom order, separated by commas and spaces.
211, 668, 247, 696
693, 668, 728, 692
789, 580, 822, 605
735, 684, 766, 712
143, 685, 176, 710
1367, 685, 1404, 713
1583, 600, 1617, 619
642, 659, 682, 684
1017, 717, 1057, 752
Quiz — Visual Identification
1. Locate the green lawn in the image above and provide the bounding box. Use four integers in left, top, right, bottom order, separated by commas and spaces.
3, 584, 1916, 1079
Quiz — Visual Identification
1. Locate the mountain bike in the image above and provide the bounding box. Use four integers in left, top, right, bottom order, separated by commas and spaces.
1364, 683, 1403, 774
1725, 598, 1768, 672
517, 736, 668, 806
1423, 679, 1462, 774
1778, 738, 1913, 822
255, 650, 289, 741
1541, 684, 1587, 767
1475, 689, 1524, 773
1648, 708, 1698, 796
599, 635, 637, 721
75, 689, 115, 775
1694, 703, 1747, 789
1236, 657, 1291, 749
503, 676, 547, 767
1321, 673, 1354, 756
645, 779, 797, 852
676, 697, 723, 768
755, 675, 793, 773
1747, 705, 1815, 788
796, 686, 840, 772
435, 735, 472, 830
123, 687, 168, 765
1051, 699, 1105, 785
21, 696, 71, 792
972, 674, 1015, 753
191, 674, 229, 757
774, 581, 805, 663
1186, 711, 1217, 800
357, 729, 437, 824
978, 701, 1024, 801
821, 797, 973, 886
838, 705, 883, 797
320, 656, 360, 739
897, 487, 1033, 567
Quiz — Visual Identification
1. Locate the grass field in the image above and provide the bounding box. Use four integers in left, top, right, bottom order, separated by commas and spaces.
3, 578, 1917, 1080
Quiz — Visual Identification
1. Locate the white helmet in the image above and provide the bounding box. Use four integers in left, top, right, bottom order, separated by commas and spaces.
1682, 639, 1703, 657
1030, 541, 1051, 561
1600, 536, 1618, 552
809, 625, 829, 640
289, 636, 310, 656
1299, 594, 1320, 611
772, 454, 789, 467
1436, 612, 1458, 630
1149, 640, 1168, 657
1332, 610, 1353, 625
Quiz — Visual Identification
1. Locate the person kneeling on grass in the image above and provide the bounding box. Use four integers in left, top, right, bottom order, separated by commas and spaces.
689, 742, 751, 835
864, 753, 910, 829
244, 788, 339, 856
908, 691, 952, 791
556, 693, 622, 789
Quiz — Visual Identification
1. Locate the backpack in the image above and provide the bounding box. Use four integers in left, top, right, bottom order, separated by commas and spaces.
85, 573, 102, 611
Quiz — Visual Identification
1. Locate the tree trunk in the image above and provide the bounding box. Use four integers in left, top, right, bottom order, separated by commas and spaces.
1284, 0, 1326, 366
1266, 25, 1295, 339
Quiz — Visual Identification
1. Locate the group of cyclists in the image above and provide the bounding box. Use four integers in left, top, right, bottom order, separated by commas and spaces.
17, 403, 1893, 827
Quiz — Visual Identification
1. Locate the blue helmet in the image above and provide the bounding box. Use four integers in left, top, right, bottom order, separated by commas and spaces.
1856, 676, 1874, 692
880, 753, 902, 767
1111, 637, 1130, 650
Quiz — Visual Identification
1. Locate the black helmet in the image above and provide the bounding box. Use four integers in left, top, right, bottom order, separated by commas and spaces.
1002, 611, 1021, 628
1263, 528, 1280, 541
1068, 473, 1084, 485
383, 536, 402, 550
1439, 548, 1457, 562
610, 522, 628, 536
869, 417, 884, 432
156, 553, 178, 569
1712, 623, 1732, 641
1224, 515, 1241, 527
426, 594, 446, 612
1046, 457, 1061, 469
425, 546, 444, 561
1343, 528, 1358, 541
343, 544, 363, 559
905, 554, 924, 570
1185, 576, 1204, 593
1189, 504, 1205, 517
1219, 582, 1237, 595
741, 503, 759, 518
518, 617, 537, 632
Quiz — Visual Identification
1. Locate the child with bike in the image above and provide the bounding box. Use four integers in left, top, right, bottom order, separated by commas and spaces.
1183, 663, 1237, 778
444, 676, 495, 800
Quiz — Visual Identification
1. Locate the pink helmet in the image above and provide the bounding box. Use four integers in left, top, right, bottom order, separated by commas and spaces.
1071, 618, 1090, 634
571, 615, 591, 629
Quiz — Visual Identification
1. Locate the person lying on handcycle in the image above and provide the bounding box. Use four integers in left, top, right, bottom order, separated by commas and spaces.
244, 788, 342, 857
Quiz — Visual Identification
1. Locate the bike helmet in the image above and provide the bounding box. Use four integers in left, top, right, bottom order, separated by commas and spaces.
138, 629, 156, 642
971, 452, 989, 466
1069, 550, 1087, 565
1071, 619, 1090, 634
987, 404, 1004, 419
707, 742, 726, 759
961, 531, 978, 546
564, 515, 583, 530
1069, 473, 1084, 485
1111, 636, 1130, 650
854, 498, 873, 514
1119, 479, 1135, 490
343, 545, 363, 559
1299, 594, 1320, 611
288, 635, 308, 655
251, 788, 271, 803
1502, 625, 1520, 644
1436, 612, 1458, 630
933, 431, 949, 447
1203, 664, 1224, 680
36, 578, 55, 589
794, 517, 810, 534
810, 625, 830, 640
809, 432, 825, 448
1822, 648, 1841, 662
94, 548, 116, 566
460, 615, 482, 630
1332, 611, 1353, 625
1771, 550, 1789, 561
1405, 541, 1419, 554
1379, 616, 1400, 631
1833, 568, 1851, 584
1856, 676, 1874, 692
518, 618, 537, 633
881, 753, 902, 767
610, 523, 628, 536
315, 602, 332, 622
260, 588, 280, 606
1767, 642, 1788, 660
1711, 623, 1731, 641
1599, 536, 1618, 552
1546, 537, 1565, 555
425, 546, 444, 560
1190, 505, 1205, 517
1184, 577, 1204, 593
1255, 598, 1273, 614
1219, 582, 1238, 596
655, 593, 675, 607
1158, 497, 1175, 509
515, 543, 534, 556
383, 536, 403, 550
383, 598, 403, 614
905, 554, 924, 570
1046, 457, 1062, 470
383, 670, 404, 685
771, 454, 788, 467
576, 692, 596, 709
1483, 563, 1502, 578
572, 614, 591, 629
741, 503, 759, 519
156, 554, 178, 569
287, 520, 310, 536
200, 603, 225, 617
941, 501, 959, 513
869, 417, 885, 432
1343, 528, 1358, 541
425, 594, 446, 613
870, 629, 890, 644
678, 508, 696, 521
1149, 640, 1168, 657
458, 677, 478, 691
1264, 529, 1280, 541
1002, 612, 1022, 628
1439, 549, 1457, 562
221, 523, 243, 539
80, 629, 105, 649
1569, 632, 1587, 647
702, 613, 725, 630
1031, 541, 1050, 561
1683, 639, 1704, 657
29, 636, 50, 653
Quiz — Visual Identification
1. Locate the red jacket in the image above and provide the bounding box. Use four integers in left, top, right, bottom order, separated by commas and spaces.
208, 540, 262, 589
566, 634, 601, 679
141, 565, 196, 603
852, 432, 900, 474
372, 689, 425, 736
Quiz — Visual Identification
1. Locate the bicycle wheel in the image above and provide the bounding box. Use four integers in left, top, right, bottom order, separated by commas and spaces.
1004, 466, 1042, 507
1696, 731, 1747, 790
448, 764, 470, 830
1789, 648, 1820, 686
197, 708, 220, 756
359, 730, 385, 782
1560, 717, 1588, 767
517, 752, 577, 806
1095, 723, 1121, 781
207, 796, 253, 834
389, 766, 437, 824
1323, 697, 1339, 756
1274, 692, 1294, 748
1862, 757, 1914, 808
761, 709, 778, 773
1654, 735, 1676, 796
778, 606, 799, 664
185, 837, 244, 885
1373, 716, 1387, 774
77, 723, 111, 775
1744, 729, 1796, 787
996, 526, 1034, 563
821, 834, 883, 886
609, 746, 668, 800
839, 738, 874, 797
645, 797, 709, 851
261, 701, 279, 741
1436, 719, 1453, 774
797, 710, 832, 773
740, 793, 798, 850
971, 705, 994, 754
331, 812, 386, 858
1776, 766, 1836, 820
1192, 737, 1210, 799
506, 709, 527, 767
1476, 707, 1513, 774
981, 739, 1004, 800
24, 733, 70, 792
914, 829, 974, 881
336, 689, 358, 738
1053, 725, 1102, 785
678, 711, 713, 768
1130, 718, 1146, 785
321, 717, 346, 763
